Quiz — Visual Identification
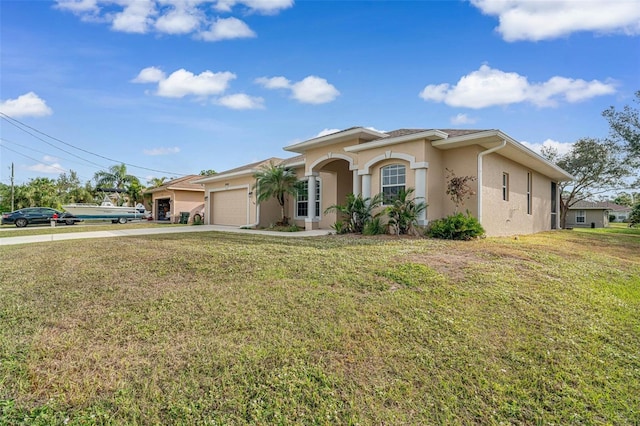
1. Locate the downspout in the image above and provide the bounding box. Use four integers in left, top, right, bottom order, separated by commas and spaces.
247, 183, 261, 228
477, 139, 507, 225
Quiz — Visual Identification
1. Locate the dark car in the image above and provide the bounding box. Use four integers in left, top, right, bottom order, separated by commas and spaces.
1, 207, 83, 228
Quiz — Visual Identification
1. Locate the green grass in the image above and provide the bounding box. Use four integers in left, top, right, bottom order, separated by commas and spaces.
0, 228, 638, 425
0, 222, 187, 238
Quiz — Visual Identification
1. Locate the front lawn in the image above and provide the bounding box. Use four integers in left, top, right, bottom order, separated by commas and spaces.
1, 228, 638, 424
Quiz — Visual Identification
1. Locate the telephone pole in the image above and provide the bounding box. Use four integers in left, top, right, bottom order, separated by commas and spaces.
11, 162, 15, 211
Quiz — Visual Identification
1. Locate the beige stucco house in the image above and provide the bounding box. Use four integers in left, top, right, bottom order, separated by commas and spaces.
566, 201, 631, 228
144, 175, 205, 223
194, 127, 573, 236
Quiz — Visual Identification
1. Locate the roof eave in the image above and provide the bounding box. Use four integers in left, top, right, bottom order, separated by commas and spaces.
283, 127, 387, 153
344, 129, 449, 153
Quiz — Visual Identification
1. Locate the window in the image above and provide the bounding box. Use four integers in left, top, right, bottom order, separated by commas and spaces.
576, 210, 586, 223
296, 179, 321, 218
382, 164, 406, 204
502, 173, 509, 201
527, 172, 532, 215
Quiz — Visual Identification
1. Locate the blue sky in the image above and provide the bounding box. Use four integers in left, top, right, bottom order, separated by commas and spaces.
1, 0, 639, 185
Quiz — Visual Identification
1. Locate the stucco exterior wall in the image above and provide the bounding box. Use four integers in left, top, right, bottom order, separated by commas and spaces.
566, 209, 608, 228
151, 189, 204, 223
438, 146, 481, 219
480, 153, 553, 236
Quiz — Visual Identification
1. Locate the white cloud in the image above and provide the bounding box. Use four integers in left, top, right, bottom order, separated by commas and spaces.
257, 75, 339, 104
470, 0, 640, 41
155, 5, 202, 34
198, 17, 256, 41
291, 76, 340, 104
214, 0, 294, 14
111, 0, 156, 33
450, 113, 477, 125
55, 0, 290, 39
27, 157, 64, 174
419, 64, 615, 109
216, 93, 265, 109
131, 66, 166, 83
141, 68, 236, 98
521, 139, 574, 156
0, 92, 53, 118
254, 76, 291, 89
143, 146, 181, 155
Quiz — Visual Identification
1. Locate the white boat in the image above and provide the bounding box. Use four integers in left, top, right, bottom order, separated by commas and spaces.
63, 195, 148, 223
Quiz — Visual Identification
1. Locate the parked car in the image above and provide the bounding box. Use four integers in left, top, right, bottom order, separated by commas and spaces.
1, 207, 83, 227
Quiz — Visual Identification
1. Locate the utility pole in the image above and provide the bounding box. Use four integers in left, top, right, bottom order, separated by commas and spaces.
11, 162, 14, 211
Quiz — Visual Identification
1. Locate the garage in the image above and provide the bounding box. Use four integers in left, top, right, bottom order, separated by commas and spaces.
211, 189, 248, 226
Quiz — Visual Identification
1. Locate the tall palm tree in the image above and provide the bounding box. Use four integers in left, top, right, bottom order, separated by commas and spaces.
148, 177, 167, 188
253, 162, 300, 225
94, 164, 140, 206
94, 163, 139, 190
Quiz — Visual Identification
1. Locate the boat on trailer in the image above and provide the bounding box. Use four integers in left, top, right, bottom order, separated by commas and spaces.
62, 191, 148, 224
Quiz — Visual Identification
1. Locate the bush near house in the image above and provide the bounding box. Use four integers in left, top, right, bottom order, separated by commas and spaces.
426, 211, 485, 240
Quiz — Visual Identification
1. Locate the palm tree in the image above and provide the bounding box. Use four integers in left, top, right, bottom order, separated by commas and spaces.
148, 177, 167, 188
324, 193, 384, 233
253, 162, 300, 225
385, 188, 427, 235
94, 164, 140, 206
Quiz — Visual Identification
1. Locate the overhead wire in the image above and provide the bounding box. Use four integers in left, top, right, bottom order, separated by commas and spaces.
0, 112, 190, 177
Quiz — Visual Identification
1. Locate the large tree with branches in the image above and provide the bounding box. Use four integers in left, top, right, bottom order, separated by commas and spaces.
542, 137, 632, 228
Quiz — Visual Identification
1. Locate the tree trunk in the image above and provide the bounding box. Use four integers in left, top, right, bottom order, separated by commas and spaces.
560, 203, 569, 229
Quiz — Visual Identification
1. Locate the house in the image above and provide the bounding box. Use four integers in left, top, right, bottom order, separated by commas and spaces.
193, 127, 573, 236
567, 201, 631, 228
144, 175, 205, 223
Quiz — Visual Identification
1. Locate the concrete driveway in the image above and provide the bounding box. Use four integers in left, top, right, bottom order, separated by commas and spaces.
0, 225, 332, 246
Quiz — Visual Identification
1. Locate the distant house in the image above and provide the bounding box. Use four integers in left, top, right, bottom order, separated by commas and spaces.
144, 175, 205, 223
193, 127, 573, 236
566, 201, 631, 228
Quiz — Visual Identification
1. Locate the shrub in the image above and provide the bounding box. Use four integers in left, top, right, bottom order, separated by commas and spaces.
426, 212, 485, 240
325, 193, 383, 234
331, 220, 349, 234
385, 188, 427, 235
609, 214, 616, 222
629, 203, 640, 228
363, 217, 386, 235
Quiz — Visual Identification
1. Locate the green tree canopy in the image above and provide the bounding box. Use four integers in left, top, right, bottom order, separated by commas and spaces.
542, 137, 632, 228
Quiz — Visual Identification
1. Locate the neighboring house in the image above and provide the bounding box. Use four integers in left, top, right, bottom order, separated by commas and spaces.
567, 201, 631, 228
194, 127, 573, 236
144, 175, 205, 223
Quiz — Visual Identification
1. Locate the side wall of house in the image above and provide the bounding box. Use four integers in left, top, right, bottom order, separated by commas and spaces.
480, 153, 553, 236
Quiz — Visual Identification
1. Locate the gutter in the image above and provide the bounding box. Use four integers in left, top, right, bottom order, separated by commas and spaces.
477, 139, 507, 225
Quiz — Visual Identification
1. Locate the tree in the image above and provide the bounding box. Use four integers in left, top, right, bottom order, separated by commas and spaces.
200, 169, 217, 176
94, 164, 139, 190
602, 91, 640, 165
629, 203, 640, 228
252, 162, 300, 225
148, 177, 167, 188
324, 193, 384, 234
542, 138, 632, 228
613, 192, 638, 207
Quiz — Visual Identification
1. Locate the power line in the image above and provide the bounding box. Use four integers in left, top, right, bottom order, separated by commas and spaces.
0, 112, 190, 176
0, 142, 71, 176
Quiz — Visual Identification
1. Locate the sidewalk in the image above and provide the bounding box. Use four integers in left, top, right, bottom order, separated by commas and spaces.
0, 225, 332, 246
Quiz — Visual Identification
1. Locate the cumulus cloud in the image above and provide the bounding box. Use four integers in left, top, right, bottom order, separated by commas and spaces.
131, 66, 166, 83
198, 17, 256, 41
0, 92, 53, 118
470, 0, 640, 41
214, 0, 294, 14
133, 67, 236, 98
54, 0, 290, 40
143, 146, 181, 156
216, 93, 264, 109
450, 113, 477, 125
419, 64, 615, 109
521, 139, 574, 157
27, 156, 64, 174
256, 75, 340, 104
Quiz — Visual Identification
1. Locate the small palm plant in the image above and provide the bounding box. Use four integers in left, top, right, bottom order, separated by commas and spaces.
253, 162, 300, 226
385, 188, 427, 235
324, 193, 384, 234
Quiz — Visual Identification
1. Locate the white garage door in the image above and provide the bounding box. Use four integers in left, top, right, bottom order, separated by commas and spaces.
211, 189, 248, 226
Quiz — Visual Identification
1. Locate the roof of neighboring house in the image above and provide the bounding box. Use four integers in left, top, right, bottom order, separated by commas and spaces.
569, 201, 632, 211
144, 175, 205, 194
192, 157, 287, 183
